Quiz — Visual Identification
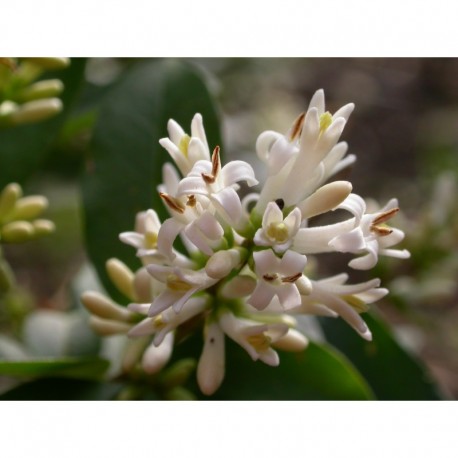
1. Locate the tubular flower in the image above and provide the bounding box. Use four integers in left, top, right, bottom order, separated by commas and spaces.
82, 89, 409, 396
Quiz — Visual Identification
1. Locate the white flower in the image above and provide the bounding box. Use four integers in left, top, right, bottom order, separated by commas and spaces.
119, 209, 162, 258
255, 89, 355, 212
128, 296, 208, 345
177, 146, 258, 228
295, 274, 388, 341
219, 312, 289, 366
145, 264, 216, 315
157, 193, 225, 259
293, 194, 410, 270
329, 194, 411, 270
141, 332, 174, 374
254, 201, 301, 253
248, 249, 309, 310
159, 113, 210, 176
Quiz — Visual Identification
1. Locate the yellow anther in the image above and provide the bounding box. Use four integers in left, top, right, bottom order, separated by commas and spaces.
247, 333, 272, 352
178, 134, 191, 157
166, 274, 192, 292
319, 112, 333, 134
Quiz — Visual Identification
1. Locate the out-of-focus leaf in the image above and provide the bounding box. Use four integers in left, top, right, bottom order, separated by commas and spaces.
175, 335, 373, 400
0, 357, 109, 380
81, 59, 222, 301
0, 59, 87, 187
320, 313, 444, 400
0, 377, 123, 400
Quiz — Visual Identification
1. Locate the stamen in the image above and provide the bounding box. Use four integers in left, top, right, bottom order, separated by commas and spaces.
201, 146, 221, 184
153, 314, 166, 329
289, 112, 305, 141
372, 207, 399, 225
186, 194, 197, 207
282, 272, 302, 283
159, 193, 185, 214
370, 225, 393, 236
263, 273, 278, 282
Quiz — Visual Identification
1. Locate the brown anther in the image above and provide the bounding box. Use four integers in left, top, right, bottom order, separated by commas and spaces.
263, 273, 278, 282
289, 112, 306, 141
186, 194, 197, 207
159, 192, 185, 214
201, 146, 221, 185
281, 272, 302, 283
211, 146, 221, 177
372, 207, 399, 226
370, 225, 393, 236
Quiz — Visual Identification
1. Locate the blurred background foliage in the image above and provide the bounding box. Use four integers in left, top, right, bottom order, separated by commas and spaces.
0, 58, 457, 399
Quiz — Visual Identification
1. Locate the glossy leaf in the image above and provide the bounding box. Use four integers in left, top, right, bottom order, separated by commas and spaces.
0, 377, 123, 400
81, 59, 222, 300
0, 357, 109, 380
0, 58, 87, 187
174, 335, 374, 400
319, 313, 444, 400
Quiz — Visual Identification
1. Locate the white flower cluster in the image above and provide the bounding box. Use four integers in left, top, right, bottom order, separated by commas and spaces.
85, 89, 410, 396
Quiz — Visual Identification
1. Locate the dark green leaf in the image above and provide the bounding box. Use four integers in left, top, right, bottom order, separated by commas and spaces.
0, 58, 87, 187
320, 312, 444, 400
174, 335, 374, 400
81, 59, 222, 301
0, 357, 109, 380
0, 377, 123, 400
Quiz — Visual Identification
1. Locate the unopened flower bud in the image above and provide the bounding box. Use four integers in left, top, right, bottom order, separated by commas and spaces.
297, 181, 353, 219
22, 57, 70, 70
141, 332, 174, 374
205, 248, 241, 279
160, 358, 196, 388
122, 337, 150, 372
197, 322, 225, 396
10, 98, 62, 125
106, 258, 136, 301
1, 221, 34, 243
81, 291, 134, 322
220, 275, 256, 299
89, 316, 132, 336
272, 329, 309, 352
17, 79, 64, 102
0, 101, 19, 121
10, 195, 48, 221
32, 219, 55, 237
133, 267, 154, 303
0, 183, 22, 222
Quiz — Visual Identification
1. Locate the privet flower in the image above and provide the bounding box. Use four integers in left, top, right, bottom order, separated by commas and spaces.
84, 89, 410, 396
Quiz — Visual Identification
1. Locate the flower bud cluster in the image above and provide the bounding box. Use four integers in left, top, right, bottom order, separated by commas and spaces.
0, 183, 55, 243
0, 58, 69, 126
84, 90, 410, 395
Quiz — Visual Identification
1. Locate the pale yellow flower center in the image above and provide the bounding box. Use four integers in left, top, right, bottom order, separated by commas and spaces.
144, 231, 158, 249
342, 295, 369, 313
247, 333, 272, 352
266, 222, 289, 243
166, 274, 192, 292
178, 134, 191, 157
153, 314, 166, 329
319, 112, 333, 134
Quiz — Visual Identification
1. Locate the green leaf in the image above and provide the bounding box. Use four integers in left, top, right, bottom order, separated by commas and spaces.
81, 59, 222, 301
319, 313, 444, 400
0, 357, 109, 380
0, 58, 87, 187
174, 335, 373, 400
0, 377, 123, 400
